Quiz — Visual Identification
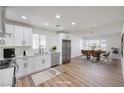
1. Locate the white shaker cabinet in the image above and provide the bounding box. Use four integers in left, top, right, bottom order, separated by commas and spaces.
4, 24, 14, 46
16, 58, 25, 78
34, 55, 43, 72
34, 54, 51, 72
14, 25, 23, 46
16, 54, 51, 78
2, 24, 32, 46
43, 54, 51, 69
59, 33, 71, 40
23, 27, 32, 46
5, 24, 14, 34
11, 25, 32, 46
24, 57, 34, 74
16, 56, 34, 78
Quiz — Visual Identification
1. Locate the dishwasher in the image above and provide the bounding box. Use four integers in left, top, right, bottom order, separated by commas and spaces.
51, 52, 60, 67
0, 59, 18, 87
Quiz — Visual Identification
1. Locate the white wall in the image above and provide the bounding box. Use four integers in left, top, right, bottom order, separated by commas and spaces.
84, 32, 121, 59
32, 27, 59, 52
71, 35, 82, 58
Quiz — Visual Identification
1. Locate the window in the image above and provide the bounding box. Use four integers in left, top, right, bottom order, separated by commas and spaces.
32, 34, 46, 49
40, 35, 46, 48
32, 34, 39, 49
84, 39, 106, 51
80, 39, 84, 50
100, 39, 106, 50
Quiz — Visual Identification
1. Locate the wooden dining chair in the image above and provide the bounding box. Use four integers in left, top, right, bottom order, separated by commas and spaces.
90, 50, 98, 62
102, 52, 111, 63
81, 50, 90, 59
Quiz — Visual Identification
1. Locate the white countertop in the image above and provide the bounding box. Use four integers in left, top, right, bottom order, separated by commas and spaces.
0, 52, 61, 60
0, 52, 51, 60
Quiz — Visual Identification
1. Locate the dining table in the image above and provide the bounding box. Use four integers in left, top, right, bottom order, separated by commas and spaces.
92, 50, 106, 61
81, 50, 106, 61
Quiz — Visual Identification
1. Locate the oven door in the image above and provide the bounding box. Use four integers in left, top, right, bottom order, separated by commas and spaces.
0, 67, 15, 87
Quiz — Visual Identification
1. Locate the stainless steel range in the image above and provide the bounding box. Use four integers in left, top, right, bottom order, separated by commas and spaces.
0, 59, 18, 87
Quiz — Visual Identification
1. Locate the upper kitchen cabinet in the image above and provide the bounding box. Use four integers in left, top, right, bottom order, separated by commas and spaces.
23, 27, 32, 46
4, 24, 14, 46
0, 24, 32, 46
5, 24, 14, 34
14, 25, 23, 46
59, 33, 71, 40
14, 25, 32, 46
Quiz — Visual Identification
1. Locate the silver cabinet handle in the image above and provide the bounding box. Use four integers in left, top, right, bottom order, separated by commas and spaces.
42, 59, 45, 63
24, 63, 28, 68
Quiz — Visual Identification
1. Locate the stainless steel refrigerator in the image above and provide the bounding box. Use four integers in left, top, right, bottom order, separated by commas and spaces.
62, 40, 71, 64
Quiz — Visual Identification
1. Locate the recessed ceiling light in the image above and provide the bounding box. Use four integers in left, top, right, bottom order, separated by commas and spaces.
72, 22, 76, 25
21, 16, 27, 19
45, 23, 49, 26
56, 15, 61, 19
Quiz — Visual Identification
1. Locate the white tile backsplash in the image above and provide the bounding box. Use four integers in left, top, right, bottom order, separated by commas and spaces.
0, 47, 32, 59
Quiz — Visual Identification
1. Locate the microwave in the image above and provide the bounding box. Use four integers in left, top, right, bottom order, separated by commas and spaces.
3, 48, 15, 59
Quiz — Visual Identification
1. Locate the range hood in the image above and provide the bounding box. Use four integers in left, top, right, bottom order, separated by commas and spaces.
0, 6, 11, 37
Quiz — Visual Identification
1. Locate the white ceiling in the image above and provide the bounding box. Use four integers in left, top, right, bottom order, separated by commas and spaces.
6, 6, 124, 32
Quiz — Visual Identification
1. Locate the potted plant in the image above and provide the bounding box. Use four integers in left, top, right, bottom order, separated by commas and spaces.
51, 46, 57, 52
111, 47, 120, 54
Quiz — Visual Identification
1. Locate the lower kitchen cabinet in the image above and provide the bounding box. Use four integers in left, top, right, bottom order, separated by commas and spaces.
16, 54, 51, 78
34, 55, 43, 71
23, 57, 34, 74
34, 54, 51, 72
16, 58, 25, 78
43, 54, 51, 69
16, 56, 34, 78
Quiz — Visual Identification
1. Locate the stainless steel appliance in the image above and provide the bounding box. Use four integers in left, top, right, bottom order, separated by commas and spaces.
51, 52, 60, 67
3, 48, 15, 59
62, 40, 71, 64
0, 59, 18, 87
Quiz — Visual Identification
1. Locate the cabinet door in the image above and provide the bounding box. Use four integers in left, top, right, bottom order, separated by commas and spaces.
23, 27, 32, 46
24, 57, 34, 74
0, 67, 14, 87
43, 54, 51, 69
0, 37, 4, 45
4, 24, 14, 45
5, 24, 13, 34
16, 59, 25, 78
4, 37, 14, 46
34, 56, 43, 72
14, 25, 23, 46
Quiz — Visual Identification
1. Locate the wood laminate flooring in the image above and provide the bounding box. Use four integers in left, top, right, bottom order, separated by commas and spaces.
17, 57, 124, 87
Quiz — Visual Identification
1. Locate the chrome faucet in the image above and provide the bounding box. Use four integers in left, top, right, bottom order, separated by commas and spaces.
39, 45, 44, 53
